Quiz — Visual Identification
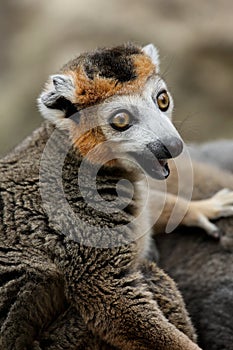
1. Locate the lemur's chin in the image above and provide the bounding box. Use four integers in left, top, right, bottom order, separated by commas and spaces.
129, 152, 170, 180
144, 159, 170, 180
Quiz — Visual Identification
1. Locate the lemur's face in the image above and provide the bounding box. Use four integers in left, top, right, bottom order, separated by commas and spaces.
38, 44, 183, 179
95, 76, 183, 179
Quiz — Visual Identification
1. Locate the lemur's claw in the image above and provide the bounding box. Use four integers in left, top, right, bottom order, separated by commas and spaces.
196, 215, 220, 239
209, 229, 220, 239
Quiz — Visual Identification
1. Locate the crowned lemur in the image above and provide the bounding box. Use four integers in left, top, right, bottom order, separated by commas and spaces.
0, 43, 233, 350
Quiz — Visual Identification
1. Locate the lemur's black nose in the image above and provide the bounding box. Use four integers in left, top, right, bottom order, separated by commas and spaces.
147, 137, 183, 159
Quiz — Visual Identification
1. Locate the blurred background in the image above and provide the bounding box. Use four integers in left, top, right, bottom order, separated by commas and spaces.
0, 0, 233, 157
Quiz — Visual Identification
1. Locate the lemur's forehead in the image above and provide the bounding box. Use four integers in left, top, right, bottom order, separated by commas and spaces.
61, 44, 156, 107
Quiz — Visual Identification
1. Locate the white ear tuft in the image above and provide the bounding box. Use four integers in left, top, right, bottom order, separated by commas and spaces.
142, 44, 160, 73
37, 74, 76, 124
51, 74, 75, 100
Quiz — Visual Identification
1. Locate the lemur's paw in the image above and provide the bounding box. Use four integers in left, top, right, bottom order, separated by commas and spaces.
186, 189, 233, 238
210, 189, 233, 218
200, 188, 233, 237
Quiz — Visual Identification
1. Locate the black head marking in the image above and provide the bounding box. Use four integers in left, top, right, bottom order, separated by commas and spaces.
84, 45, 141, 83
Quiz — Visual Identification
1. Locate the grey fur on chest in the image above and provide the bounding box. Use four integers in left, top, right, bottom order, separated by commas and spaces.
0, 122, 139, 255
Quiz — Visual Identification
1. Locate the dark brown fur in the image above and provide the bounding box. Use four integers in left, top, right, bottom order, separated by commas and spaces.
0, 122, 198, 349
0, 44, 200, 350
156, 145, 233, 350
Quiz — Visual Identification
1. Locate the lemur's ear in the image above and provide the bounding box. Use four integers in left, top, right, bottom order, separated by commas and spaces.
142, 44, 160, 73
38, 74, 78, 123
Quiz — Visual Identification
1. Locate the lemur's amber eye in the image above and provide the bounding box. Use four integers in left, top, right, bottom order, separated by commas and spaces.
156, 90, 170, 112
110, 110, 132, 131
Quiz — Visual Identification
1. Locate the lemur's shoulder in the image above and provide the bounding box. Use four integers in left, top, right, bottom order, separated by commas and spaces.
0, 122, 54, 177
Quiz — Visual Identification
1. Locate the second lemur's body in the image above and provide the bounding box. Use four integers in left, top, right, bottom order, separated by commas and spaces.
1, 43, 233, 350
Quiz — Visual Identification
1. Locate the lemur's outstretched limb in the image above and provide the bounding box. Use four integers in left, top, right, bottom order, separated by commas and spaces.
150, 188, 233, 238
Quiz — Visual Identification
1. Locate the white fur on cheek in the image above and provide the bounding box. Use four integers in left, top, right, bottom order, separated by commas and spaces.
37, 96, 65, 123
37, 96, 75, 133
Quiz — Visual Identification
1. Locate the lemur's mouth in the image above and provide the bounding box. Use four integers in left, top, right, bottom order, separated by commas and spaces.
129, 152, 170, 180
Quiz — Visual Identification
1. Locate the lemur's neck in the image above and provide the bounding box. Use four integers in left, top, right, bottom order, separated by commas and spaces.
40, 122, 140, 248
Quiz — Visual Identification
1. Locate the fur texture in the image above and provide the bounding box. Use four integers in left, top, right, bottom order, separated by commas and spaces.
0, 44, 200, 350
62, 44, 155, 108
1, 43, 232, 349
157, 143, 233, 350
0, 122, 198, 350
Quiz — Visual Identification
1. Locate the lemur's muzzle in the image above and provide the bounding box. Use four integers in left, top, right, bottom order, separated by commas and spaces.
147, 137, 183, 159
130, 137, 183, 180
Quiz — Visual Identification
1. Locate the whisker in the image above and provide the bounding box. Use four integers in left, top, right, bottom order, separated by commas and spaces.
174, 113, 202, 142
160, 55, 175, 80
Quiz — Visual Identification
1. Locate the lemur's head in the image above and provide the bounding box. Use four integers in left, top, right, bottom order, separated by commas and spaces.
38, 43, 183, 179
